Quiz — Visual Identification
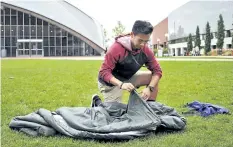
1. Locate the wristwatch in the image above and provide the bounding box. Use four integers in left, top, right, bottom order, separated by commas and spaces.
147, 86, 155, 92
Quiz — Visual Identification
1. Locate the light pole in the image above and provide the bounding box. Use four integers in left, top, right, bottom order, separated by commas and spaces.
157, 38, 160, 57
165, 33, 168, 55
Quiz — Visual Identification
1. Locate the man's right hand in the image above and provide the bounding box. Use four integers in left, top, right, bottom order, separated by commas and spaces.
120, 82, 135, 92
109, 77, 135, 92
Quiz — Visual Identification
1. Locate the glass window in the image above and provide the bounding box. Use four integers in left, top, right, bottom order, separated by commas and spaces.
1, 26, 4, 37
11, 16, 17, 25
5, 37, 10, 46
11, 26, 17, 36
44, 47, 49, 56
50, 47, 55, 56
56, 37, 61, 46
80, 48, 84, 56
68, 34, 73, 46
74, 46, 79, 56
31, 25, 36, 37
11, 37, 17, 46
18, 26, 24, 39
38, 42, 42, 49
50, 37, 55, 46
6, 47, 10, 57
43, 21, 48, 26
5, 16, 10, 25
55, 27, 61, 36
37, 18, 42, 25
62, 30, 67, 37
5, 8, 10, 15
24, 26, 29, 37
5, 26, 10, 37
56, 47, 61, 56
68, 47, 73, 56
62, 37, 67, 46
18, 11, 23, 25
62, 47, 67, 56
1, 16, 4, 25
49, 25, 55, 36
25, 42, 29, 49
30, 16, 36, 25
11, 9, 16, 15
1, 37, 4, 47
43, 37, 49, 46
11, 47, 16, 57
43, 25, 48, 36
18, 42, 23, 49
37, 26, 42, 37
74, 37, 81, 46
226, 30, 231, 37
31, 42, 37, 49
24, 13, 29, 25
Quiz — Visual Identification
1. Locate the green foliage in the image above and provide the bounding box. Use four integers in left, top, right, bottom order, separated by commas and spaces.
112, 21, 126, 38
195, 26, 201, 49
205, 22, 211, 54
163, 48, 168, 54
104, 28, 110, 46
187, 33, 193, 52
216, 14, 225, 50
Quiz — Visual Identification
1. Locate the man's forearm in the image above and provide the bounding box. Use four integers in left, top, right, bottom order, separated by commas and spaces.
149, 74, 160, 87
109, 76, 122, 87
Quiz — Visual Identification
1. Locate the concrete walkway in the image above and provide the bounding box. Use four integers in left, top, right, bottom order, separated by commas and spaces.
1, 56, 233, 61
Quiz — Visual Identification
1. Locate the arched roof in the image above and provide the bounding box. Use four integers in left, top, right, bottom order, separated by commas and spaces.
2, 0, 105, 53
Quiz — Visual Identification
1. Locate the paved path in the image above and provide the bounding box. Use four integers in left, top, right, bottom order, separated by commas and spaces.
2, 56, 233, 61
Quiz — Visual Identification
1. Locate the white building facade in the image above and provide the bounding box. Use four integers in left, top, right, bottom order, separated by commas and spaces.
167, 1, 233, 56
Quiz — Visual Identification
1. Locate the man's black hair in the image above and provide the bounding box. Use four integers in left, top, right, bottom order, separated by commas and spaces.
132, 20, 153, 35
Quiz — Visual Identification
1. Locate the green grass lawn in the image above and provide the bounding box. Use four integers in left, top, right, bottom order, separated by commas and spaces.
1, 60, 233, 147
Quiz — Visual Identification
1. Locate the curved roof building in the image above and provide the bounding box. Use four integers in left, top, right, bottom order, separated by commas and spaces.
1, 0, 105, 57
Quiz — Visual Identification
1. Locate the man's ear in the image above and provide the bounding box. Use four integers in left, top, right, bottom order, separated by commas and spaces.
130, 32, 134, 38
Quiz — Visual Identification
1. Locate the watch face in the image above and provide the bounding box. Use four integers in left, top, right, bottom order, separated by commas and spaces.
149, 86, 154, 92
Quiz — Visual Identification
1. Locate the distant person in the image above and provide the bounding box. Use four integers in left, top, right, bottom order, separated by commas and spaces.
85, 50, 89, 56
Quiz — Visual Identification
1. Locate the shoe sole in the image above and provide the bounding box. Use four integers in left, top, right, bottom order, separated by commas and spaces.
90, 94, 98, 107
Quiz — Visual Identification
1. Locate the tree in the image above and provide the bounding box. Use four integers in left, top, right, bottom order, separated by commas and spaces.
205, 22, 211, 54
112, 21, 126, 38
187, 33, 193, 54
103, 28, 110, 47
195, 26, 201, 49
216, 14, 225, 54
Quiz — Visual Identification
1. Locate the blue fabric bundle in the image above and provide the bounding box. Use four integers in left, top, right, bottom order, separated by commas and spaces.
186, 101, 230, 117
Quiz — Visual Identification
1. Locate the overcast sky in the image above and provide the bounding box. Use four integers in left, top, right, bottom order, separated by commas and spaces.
65, 0, 190, 36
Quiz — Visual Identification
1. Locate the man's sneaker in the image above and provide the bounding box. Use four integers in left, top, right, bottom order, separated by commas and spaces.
91, 94, 102, 107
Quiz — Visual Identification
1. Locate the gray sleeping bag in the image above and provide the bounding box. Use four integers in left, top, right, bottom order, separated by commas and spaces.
9, 90, 186, 140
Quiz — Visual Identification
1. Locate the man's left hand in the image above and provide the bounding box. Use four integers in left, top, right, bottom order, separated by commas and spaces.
141, 87, 151, 100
